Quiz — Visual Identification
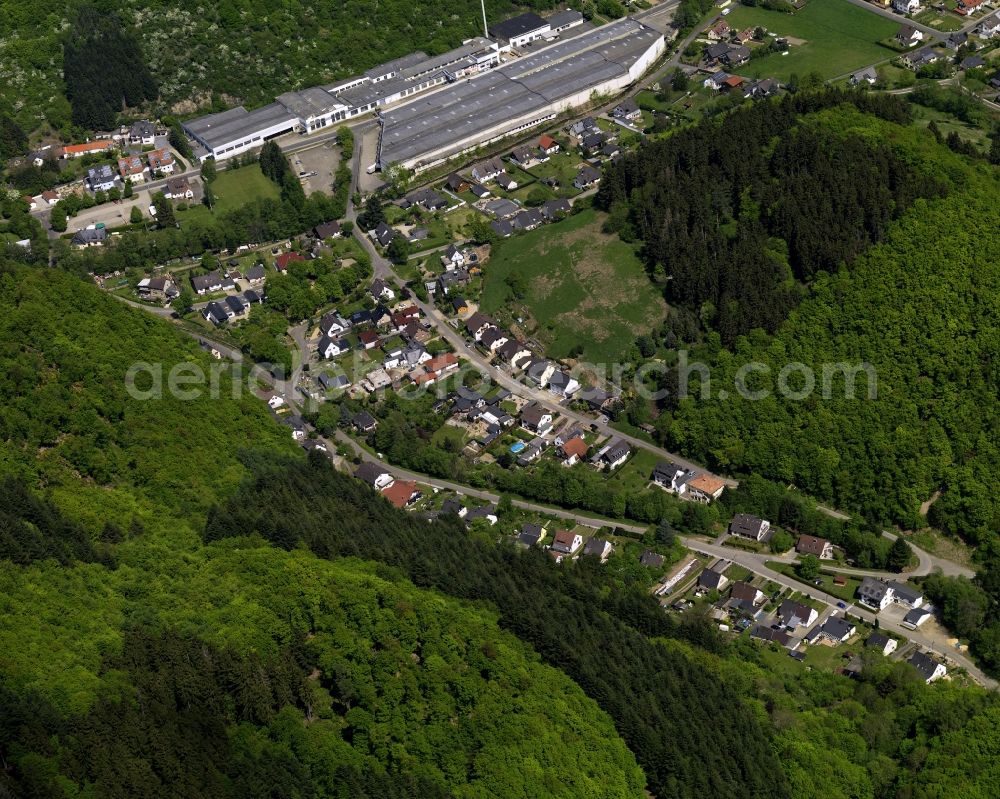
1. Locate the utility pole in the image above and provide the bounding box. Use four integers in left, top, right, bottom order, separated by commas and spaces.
480, 0, 488, 38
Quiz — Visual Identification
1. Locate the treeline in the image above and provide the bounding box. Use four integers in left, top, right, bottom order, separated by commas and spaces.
922, 562, 1000, 676
205, 452, 789, 799
0, 477, 100, 565
596, 89, 944, 344
63, 6, 157, 129
55, 187, 345, 277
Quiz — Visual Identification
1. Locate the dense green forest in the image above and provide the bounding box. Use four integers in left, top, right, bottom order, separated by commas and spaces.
596, 90, 945, 344
0, 264, 646, 797
0, 0, 562, 134
3, 261, 1000, 796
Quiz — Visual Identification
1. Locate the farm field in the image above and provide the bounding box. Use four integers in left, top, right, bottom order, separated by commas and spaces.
723, 0, 899, 81
480, 208, 667, 363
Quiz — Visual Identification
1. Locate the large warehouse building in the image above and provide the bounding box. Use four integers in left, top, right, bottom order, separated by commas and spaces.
377, 18, 665, 172
182, 12, 655, 165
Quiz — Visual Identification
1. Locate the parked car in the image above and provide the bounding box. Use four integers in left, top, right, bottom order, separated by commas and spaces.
837, 601, 847, 609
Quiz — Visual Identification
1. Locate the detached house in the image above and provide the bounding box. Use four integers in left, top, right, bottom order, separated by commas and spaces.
86, 165, 117, 192
471, 156, 505, 183
908, 651, 947, 683
356, 461, 394, 490
551, 530, 583, 555
895, 24, 923, 47
892, 0, 921, 13
382, 480, 421, 509
573, 165, 601, 190
651, 461, 694, 495
191, 270, 226, 294
147, 148, 175, 174
956, 0, 986, 15
698, 568, 728, 591
164, 176, 194, 200
129, 120, 156, 145
369, 278, 396, 302
686, 473, 726, 503
977, 11, 1000, 36
596, 439, 630, 470
539, 134, 560, 155
778, 599, 818, 629
583, 537, 613, 562
464, 312, 495, 341
730, 581, 766, 611
858, 577, 894, 611
796, 535, 833, 559
611, 97, 641, 121
557, 436, 589, 467
118, 155, 146, 184
728, 513, 770, 541
520, 401, 553, 435
865, 632, 898, 657
805, 615, 856, 645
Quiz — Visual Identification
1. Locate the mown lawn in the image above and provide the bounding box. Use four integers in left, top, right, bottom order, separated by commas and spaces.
480, 208, 667, 363
723, 0, 898, 81
211, 164, 280, 214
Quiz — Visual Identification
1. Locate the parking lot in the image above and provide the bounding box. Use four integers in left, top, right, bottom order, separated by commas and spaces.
291, 142, 341, 196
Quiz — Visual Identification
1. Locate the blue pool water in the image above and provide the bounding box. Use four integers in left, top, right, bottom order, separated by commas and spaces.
509, 441, 526, 454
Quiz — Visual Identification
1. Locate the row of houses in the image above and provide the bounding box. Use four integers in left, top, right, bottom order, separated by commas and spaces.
203, 290, 265, 325
85, 148, 176, 191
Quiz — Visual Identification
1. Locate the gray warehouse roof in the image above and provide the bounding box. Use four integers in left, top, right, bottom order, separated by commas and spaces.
490, 12, 549, 40
184, 103, 295, 150
365, 51, 430, 80
277, 86, 345, 119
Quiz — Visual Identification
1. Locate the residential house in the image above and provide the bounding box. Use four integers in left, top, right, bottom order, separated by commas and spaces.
62, 140, 114, 159
568, 117, 600, 145
470, 183, 491, 199
274, 252, 305, 272
517, 440, 545, 465
477, 404, 513, 428
611, 97, 641, 121
316, 334, 350, 359
72, 227, 108, 248
465, 505, 499, 526
730, 581, 766, 610
510, 144, 536, 167
453, 386, 486, 414
751, 626, 798, 649
491, 219, 514, 238
313, 220, 341, 239
138, 276, 174, 301
243, 289, 263, 306
557, 436, 589, 466
707, 20, 732, 39
551, 530, 583, 555
888, 580, 924, 608
902, 607, 933, 629
480, 327, 509, 352
147, 148, 175, 174
525, 358, 556, 387
246, 265, 266, 285
354, 461, 393, 491
496, 171, 519, 191
686, 473, 726, 503
850, 67, 878, 85
640, 549, 665, 568
651, 461, 694, 495
728, 513, 770, 541
540, 198, 571, 220
203, 301, 230, 326
224, 294, 249, 319
548, 370, 580, 398
404, 187, 447, 211
369, 222, 397, 248
369, 278, 396, 302
961, 55, 986, 70
947, 31, 969, 50
129, 120, 156, 145
191, 271, 226, 294
892, 0, 921, 13
735, 27, 755, 44
441, 497, 467, 518
464, 311, 495, 341
498, 339, 533, 370
704, 71, 733, 90
437, 268, 470, 295
317, 373, 350, 391
956, 0, 986, 15
977, 11, 1000, 36
858, 577, 894, 611
577, 386, 617, 412
796, 535, 833, 559
358, 330, 380, 350
903, 47, 939, 69
539, 134, 560, 155
698, 568, 729, 591
580, 131, 605, 153
471, 156, 505, 183
720, 45, 750, 67
600, 142, 621, 160
908, 651, 947, 683
411, 353, 459, 385
118, 155, 146, 184
320, 311, 351, 336
573, 164, 601, 190
164, 176, 194, 200
743, 78, 780, 99
443, 243, 466, 267
41, 190, 60, 206
865, 632, 898, 657
484, 198, 521, 219
583, 537, 613, 562
451, 296, 469, 315
805, 615, 856, 645
86, 165, 117, 192
520, 402, 553, 435
382, 480, 421, 508
517, 523, 545, 547
597, 439, 630, 470
895, 24, 924, 47
779, 599, 819, 629
361, 368, 392, 392
511, 208, 543, 232
446, 173, 471, 193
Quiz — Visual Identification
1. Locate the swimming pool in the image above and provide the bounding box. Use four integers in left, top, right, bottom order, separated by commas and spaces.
509, 441, 526, 454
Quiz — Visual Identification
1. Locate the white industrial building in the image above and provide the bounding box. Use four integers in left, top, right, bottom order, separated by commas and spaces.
181, 11, 658, 165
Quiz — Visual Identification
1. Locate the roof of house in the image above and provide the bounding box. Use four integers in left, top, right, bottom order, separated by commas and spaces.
601, 439, 630, 463
640, 549, 665, 568
796, 535, 830, 556
517, 529, 542, 547
520, 401, 549, 427
72, 227, 108, 245
865, 632, 894, 650
904, 607, 931, 625
539, 134, 558, 150
353, 411, 377, 428
583, 537, 610, 556
698, 568, 726, 590
553, 529, 578, 549
859, 576, 891, 600
687, 473, 726, 497
465, 311, 493, 334
382, 480, 419, 508
275, 252, 305, 270
815, 616, 855, 640
730, 581, 762, 604
779, 599, 813, 624
314, 220, 341, 238
888, 580, 923, 604
560, 436, 588, 460
751, 625, 793, 647
729, 513, 767, 537
908, 651, 944, 680
355, 461, 390, 486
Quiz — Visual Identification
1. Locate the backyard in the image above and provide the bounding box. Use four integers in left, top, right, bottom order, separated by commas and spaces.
479, 208, 667, 363
722, 0, 899, 81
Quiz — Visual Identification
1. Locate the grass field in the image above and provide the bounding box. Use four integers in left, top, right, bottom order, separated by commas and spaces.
722, 0, 899, 81
212, 165, 280, 214
480, 208, 667, 363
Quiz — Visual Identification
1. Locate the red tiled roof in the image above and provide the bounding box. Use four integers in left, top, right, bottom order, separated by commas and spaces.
381, 480, 418, 508
561, 437, 588, 459
63, 140, 113, 154
275, 252, 305, 270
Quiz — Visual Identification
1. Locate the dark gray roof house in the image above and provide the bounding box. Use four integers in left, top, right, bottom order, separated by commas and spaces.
573, 165, 601, 189
203, 301, 229, 326
72, 227, 108, 246
698, 568, 726, 590
355, 461, 391, 487
639, 549, 665, 568
541, 198, 571, 219
353, 410, 378, 432
314, 220, 341, 239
